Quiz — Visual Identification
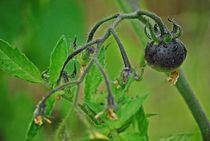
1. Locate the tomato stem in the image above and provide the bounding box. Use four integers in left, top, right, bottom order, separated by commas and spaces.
175, 69, 210, 141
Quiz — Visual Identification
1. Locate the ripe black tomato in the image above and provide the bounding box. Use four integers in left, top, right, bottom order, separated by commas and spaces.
145, 39, 187, 72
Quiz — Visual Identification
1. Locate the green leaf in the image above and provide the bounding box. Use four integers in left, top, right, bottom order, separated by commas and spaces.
25, 120, 41, 141
84, 47, 106, 101
79, 102, 104, 125
135, 107, 148, 138
26, 97, 58, 141
116, 94, 148, 127
113, 74, 135, 105
159, 133, 193, 141
102, 95, 148, 135
0, 39, 42, 83
26, 90, 63, 141
55, 95, 89, 141
49, 35, 68, 86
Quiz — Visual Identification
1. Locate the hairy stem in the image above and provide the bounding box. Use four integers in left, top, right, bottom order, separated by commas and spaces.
176, 69, 210, 141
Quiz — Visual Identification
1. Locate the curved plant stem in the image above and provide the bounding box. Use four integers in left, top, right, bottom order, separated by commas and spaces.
176, 69, 210, 141
58, 39, 99, 80
137, 11, 166, 35
60, 9, 166, 78
87, 13, 120, 42
110, 28, 131, 69
95, 60, 116, 108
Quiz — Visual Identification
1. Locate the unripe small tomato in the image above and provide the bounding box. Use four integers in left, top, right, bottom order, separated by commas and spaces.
145, 39, 187, 72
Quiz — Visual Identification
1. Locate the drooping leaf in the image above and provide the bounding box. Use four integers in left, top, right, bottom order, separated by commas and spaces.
49, 35, 68, 86
135, 107, 149, 138
159, 133, 193, 141
25, 120, 41, 141
0, 39, 42, 83
84, 47, 106, 101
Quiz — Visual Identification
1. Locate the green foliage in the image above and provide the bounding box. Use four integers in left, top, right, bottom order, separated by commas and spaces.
26, 91, 65, 141
49, 35, 68, 87
78, 95, 149, 140
84, 47, 106, 101
26, 35, 69, 141
0, 0, 85, 70
114, 94, 148, 128
25, 120, 41, 141
25, 95, 55, 141
136, 108, 149, 138
26, 92, 64, 141
0, 39, 42, 83
0, 1, 206, 141
0, 0, 86, 141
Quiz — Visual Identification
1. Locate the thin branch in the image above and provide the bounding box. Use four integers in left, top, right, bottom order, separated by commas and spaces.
87, 13, 120, 42
38, 8, 169, 121
110, 28, 131, 68
136, 10, 167, 35
58, 39, 99, 81
38, 32, 111, 116
39, 47, 100, 112
95, 60, 115, 108
40, 9, 170, 118
41, 80, 79, 104
59, 10, 165, 82
95, 60, 112, 97
51, 10, 165, 107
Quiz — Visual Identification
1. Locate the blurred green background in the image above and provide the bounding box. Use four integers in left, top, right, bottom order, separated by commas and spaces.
0, 0, 210, 141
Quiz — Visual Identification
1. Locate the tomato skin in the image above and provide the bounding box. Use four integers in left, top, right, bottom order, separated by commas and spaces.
145, 39, 187, 72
